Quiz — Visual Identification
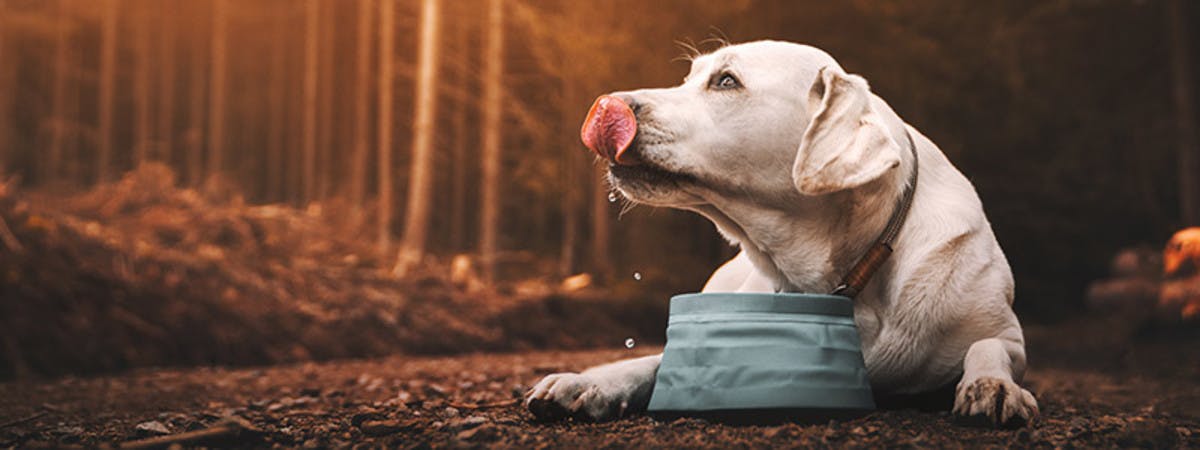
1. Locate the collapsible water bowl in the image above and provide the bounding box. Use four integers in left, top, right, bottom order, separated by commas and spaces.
647, 292, 875, 424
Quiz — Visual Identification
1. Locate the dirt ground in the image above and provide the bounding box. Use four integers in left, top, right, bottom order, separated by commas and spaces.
2, 324, 1199, 449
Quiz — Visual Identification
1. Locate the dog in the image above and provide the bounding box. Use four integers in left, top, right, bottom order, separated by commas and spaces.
525, 41, 1038, 427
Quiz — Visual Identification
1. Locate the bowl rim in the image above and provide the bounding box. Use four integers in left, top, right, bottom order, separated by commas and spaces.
669, 292, 854, 317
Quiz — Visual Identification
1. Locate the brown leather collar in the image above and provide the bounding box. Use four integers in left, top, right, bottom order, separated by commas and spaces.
830, 130, 920, 299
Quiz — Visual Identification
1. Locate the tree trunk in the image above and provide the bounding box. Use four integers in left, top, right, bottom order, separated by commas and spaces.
395, 0, 442, 277
591, 164, 611, 283
1169, 0, 1200, 226
156, 0, 177, 165
302, 0, 319, 203
0, 0, 6, 175
186, 2, 206, 186
350, 0, 373, 214
377, 0, 396, 252
46, 3, 71, 183
133, 6, 152, 165
317, 0, 335, 199
97, 0, 117, 183
449, 12, 469, 252
266, 18, 288, 202
206, 0, 228, 178
479, 0, 504, 282
558, 80, 580, 277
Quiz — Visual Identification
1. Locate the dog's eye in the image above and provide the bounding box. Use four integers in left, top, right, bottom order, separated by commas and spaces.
711, 73, 741, 90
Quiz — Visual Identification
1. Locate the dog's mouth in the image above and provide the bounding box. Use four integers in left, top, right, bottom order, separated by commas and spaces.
608, 158, 694, 186
580, 94, 698, 199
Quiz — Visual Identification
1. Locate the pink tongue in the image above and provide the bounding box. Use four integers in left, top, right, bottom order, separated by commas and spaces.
580, 95, 637, 165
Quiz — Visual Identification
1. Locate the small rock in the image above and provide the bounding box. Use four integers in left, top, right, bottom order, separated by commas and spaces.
350, 410, 385, 427
443, 407, 460, 417
54, 425, 84, 435
425, 384, 449, 397
395, 391, 414, 403
135, 420, 171, 435
359, 419, 417, 436
456, 424, 500, 442
511, 384, 528, 399
449, 416, 488, 431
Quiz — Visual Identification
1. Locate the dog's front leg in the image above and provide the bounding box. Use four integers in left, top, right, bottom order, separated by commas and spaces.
525, 354, 661, 421
953, 337, 1039, 427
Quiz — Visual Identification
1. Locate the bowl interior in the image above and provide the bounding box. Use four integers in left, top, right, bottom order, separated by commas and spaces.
668, 292, 854, 317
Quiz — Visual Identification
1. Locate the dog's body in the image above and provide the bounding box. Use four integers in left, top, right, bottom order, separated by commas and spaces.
526, 41, 1037, 426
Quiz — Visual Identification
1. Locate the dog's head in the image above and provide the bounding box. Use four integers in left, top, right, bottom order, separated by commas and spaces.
582, 41, 911, 211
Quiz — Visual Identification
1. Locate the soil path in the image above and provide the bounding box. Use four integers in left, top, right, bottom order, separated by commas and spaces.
2, 340, 1198, 449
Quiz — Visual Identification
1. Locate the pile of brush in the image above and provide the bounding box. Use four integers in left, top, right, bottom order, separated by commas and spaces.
0, 165, 665, 379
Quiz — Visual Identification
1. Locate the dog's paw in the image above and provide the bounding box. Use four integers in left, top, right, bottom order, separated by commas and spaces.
953, 376, 1039, 428
524, 372, 633, 422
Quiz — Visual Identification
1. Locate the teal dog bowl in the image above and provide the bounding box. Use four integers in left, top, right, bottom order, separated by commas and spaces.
647, 292, 875, 423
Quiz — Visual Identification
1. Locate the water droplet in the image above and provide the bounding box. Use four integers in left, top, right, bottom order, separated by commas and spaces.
624, 338, 636, 349
607, 192, 618, 203
632, 272, 642, 281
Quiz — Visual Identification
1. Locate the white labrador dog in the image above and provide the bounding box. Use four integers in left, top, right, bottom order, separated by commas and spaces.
526, 41, 1038, 427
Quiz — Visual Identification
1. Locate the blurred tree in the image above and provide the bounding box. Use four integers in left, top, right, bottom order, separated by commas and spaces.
133, 4, 151, 164
479, 0, 505, 282
396, 0, 443, 277
45, 0, 72, 181
350, 0, 374, 217
0, 0, 6, 174
378, 0, 396, 252
591, 165, 611, 282
96, 0, 117, 183
156, 0, 177, 164
317, 0, 335, 199
267, 8, 289, 202
185, 0, 207, 186
558, 76, 580, 277
1169, 0, 1198, 226
206, 0, 227, 177
449, 8, 471, 252
302, 0, 318, 202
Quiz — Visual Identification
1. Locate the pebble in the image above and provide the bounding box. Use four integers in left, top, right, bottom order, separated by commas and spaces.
358, 419, 418, 436
135, 420, 171, 435
448, 416, 488, 431
350, 410, 385, 427
456, 424, 500, 442
359, 420, 402, 436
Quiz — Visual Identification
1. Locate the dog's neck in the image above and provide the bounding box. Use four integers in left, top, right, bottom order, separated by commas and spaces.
694, 156, 911, 294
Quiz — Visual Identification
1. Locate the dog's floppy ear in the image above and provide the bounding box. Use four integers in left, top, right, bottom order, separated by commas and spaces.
793, 67, 902, 196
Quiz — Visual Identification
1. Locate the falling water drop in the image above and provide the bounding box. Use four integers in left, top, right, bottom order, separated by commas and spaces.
624, 338, 636, 349
608, 192, 618, 203
632, 272, 642, 281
